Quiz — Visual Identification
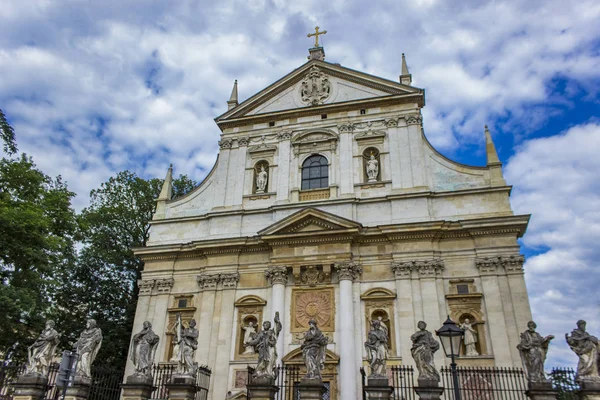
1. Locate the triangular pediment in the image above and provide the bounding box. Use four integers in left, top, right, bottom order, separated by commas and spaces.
216, 60, 422, 123
258, 208, 362, 237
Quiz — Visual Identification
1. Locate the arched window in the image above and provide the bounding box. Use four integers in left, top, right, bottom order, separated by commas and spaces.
301, 155, 329, 190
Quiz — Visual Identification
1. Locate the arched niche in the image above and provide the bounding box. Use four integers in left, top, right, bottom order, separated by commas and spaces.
361, 287, 397, 355
234, 295, 267, 360
362, 147, 381, 183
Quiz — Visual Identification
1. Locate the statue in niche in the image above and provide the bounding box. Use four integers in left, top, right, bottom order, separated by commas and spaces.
366, 154, 379, 182
377, 315, 390, 343
256, 165, 268, 193
517, 321, 554, 383
26, 320, 60, 376
411, 321, 440, 383
460, 318, 479, 356
174, 316, 199, 377
301, 319, 328, 380
245, 312, 282, 379
74, 319, 103, 378
242, 321, 257, 355
364, 319, 389, 377
130, 321, 160, 377
566, 320, 600, 383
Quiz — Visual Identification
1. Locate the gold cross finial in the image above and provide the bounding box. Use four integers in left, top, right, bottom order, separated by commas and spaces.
307, 26, 327, 48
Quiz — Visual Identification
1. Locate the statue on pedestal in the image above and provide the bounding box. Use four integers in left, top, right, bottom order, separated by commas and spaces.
364, 319, 389, 377
245, 312, 282, 379
26, 320, 60, 376
566, 320, 600, 383
301, 319, 328, 380
366, 154, 379, 182
130, 321, 160, 377
460, 319, 479, 356
256, 166, 268, 193
74, 319, 103, 378
174, 315, 198, 377
517, 321, 554, 383
242, 321, 257, 355
411, 321, 440, 382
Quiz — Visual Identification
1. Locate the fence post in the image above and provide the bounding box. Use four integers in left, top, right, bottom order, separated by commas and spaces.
413, 378, 444, 400
525, 381, 558, 400
296, 377, 327, 399
12, 374, 48, 400
363, 375, 394, 400
121, 373, 154, 400
63, 376, 92, 400
165, 373, 197, 400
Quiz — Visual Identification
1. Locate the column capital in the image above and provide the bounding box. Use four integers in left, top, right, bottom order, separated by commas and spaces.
405, 114, 423, 126
138, 279, 155, 295
334, 261, 362, 282
196, 272, 220, 290
391, 259, 444, 279
220, 272, 240, 289
476, 255, 524, 275
155, 278, 174, 294
265, 266, 289, 286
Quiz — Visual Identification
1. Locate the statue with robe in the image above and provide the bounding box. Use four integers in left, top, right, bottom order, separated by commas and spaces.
26, 320, 60, 376
411, 321, 440, 382
130, 321, 160, 377
301, 319, 328, 380
517, 321, 554, 383
365, 319, 389, 377
245, 312, 282, 379
566, 320, 600, 383
74, 319, 103, 378
242, 321, 257, 355
174, 316, 199, 376
366, 155, 379, 182
460, 318, 479, 356
256, 166, 268, 193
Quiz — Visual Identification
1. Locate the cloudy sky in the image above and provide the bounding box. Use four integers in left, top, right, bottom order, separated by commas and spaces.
1, 0, 599, 368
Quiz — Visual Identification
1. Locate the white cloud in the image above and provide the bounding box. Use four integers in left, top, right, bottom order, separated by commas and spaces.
505, 123, 600, 368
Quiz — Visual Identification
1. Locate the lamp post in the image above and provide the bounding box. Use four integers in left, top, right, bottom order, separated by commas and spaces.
436, 317, 464, 400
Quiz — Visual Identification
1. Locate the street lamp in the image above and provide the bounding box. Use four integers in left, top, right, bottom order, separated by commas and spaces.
436, 316, 464, 400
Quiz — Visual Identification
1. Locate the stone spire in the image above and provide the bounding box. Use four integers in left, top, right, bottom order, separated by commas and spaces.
154, 164, 173, 220
484, 125, 506, 186
227, 80, 239, 110
400, 53, 412, 85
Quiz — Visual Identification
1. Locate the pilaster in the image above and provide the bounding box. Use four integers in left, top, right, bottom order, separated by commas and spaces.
276, 132, 292, 202
265, 266, 288, 364
195, 273, 219, 365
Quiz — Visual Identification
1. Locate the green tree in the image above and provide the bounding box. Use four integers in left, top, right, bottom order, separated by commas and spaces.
0, 109, 17, 155
52, 170, 195, 368
0, 154, 77, 360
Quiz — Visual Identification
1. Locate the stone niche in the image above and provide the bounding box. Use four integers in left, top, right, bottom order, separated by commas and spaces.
361, 287, 397, 355
164, 294, 196, 361
234, 295, 266, 360
290, 287, 335, 344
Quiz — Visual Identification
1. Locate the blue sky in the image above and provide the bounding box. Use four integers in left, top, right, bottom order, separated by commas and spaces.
1, 0, 599, 368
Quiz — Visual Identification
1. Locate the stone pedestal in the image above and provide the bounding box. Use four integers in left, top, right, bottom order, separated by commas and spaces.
296, 378, 327, 399
165, 375, 196, 400
121, 374, 155, 400
525, 381, 557, 400
364, 377, 394, 400
414, 379, 444, 400
12, 374, 48, 400
578, 381, 600, 400
246, 377, 279, 400
63, 376, 92, 400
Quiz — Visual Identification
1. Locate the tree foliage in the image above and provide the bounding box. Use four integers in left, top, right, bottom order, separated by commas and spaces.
0, 109, 17, 155
0, 154, 77, 359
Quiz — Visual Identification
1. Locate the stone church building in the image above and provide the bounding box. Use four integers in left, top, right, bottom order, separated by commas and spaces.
128, 45, 532, 400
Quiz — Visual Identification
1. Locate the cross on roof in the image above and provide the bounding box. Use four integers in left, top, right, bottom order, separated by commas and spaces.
307, 26, 327, 48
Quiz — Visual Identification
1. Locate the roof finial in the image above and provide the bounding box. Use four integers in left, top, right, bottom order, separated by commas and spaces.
484, 125, 501, 165
157, 164, 173, 201
307, 26, 327, 48
400, 53, 412, 85
227, 80, 239, 110
307, 26, 327, 61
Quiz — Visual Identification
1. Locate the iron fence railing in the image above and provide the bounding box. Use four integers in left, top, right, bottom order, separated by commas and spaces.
150, 364, 211, 400
247, 365, 301, 400
440, 366, 528, 400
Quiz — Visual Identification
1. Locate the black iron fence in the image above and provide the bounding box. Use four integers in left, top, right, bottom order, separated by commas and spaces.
150, 364, 211, 400
247, 365, 301, 400
0, 363, 60, 400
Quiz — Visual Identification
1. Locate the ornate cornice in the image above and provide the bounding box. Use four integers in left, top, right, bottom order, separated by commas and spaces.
155, 278, 174, 293
390, 259, 444, 279
475, 255, 525, 275
334, 261, 362, 282
138, 279, 155, 295
220, 272, 240, 289
265, 266, 289, 286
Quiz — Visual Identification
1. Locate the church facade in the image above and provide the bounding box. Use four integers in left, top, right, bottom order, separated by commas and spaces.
128, 45, 533, 400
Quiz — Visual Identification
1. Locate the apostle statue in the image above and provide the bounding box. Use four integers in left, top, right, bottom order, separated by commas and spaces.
130, 321, 160, 377
245, 312, 282, 380
301, 319, 328, 380
256, 166, 268, 193
242, 321, 257, 355
517, 321, 554, 383
365, 319, 389, 377
74, 319, 103, 378
411, 321, 441, 383
174, 315, 199, 377
26, 320, 60, 376
366, 154, 379, 182
566, 320, 600, 383
460, 318, 479, 356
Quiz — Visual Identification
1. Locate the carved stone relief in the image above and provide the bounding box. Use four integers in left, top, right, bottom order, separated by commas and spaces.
299, 66, 332, 106
291, 288, 335, 333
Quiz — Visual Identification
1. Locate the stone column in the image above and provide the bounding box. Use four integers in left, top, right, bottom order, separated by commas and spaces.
334, 261, 362, 400
265, 266, 288, 365
63, 376, 92, 400
195, 273, 220, 366
13, 374, 48, 400
525, 381, 558, 400
276, 131, 292, 202
391, 262, 416, 365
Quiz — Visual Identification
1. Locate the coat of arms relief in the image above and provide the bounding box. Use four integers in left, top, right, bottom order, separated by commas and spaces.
300, 66, 332, 106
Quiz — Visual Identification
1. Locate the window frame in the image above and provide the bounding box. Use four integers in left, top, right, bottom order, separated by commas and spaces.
301, 154, 329, 190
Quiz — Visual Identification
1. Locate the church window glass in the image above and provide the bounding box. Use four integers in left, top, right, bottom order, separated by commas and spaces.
301, 155, 329, 190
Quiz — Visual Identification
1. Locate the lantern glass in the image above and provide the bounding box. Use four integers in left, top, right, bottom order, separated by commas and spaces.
436, 317, 464, 358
